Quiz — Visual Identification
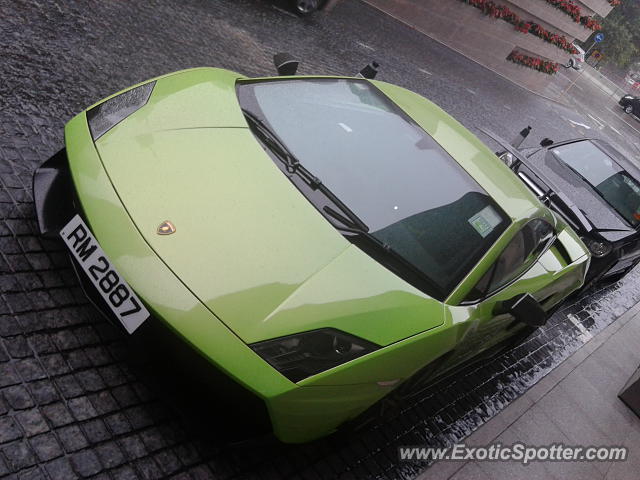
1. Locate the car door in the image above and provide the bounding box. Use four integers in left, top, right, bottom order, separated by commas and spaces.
633, 98, 640, 116
439, 218, 557, 371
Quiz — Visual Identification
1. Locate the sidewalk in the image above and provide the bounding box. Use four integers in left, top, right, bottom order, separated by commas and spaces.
420, 302, 640, 479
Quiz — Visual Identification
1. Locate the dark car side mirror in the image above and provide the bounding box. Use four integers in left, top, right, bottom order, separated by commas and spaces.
273, 53, 299, 76
502, 293, 547, 327
357, 61, 379, 79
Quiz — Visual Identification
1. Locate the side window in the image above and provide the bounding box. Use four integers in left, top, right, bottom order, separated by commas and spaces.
465, 219, 555, 302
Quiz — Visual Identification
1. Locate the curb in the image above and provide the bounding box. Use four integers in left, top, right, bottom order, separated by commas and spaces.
420, 299, 640, 480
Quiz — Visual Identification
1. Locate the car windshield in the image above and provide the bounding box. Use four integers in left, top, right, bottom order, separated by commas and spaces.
551, 141, 640, 227
237, 78, 510, 298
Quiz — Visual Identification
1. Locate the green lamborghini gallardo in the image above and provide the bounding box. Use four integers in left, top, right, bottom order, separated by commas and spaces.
33, 65, 590, 443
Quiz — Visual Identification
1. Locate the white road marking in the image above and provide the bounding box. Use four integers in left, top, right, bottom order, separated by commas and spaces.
567, 119, 591, 129
418, 68, 432, 76
567, 314, 593, 342
503, 105, 512, 110
338, 122, 353, 133
466, 88, 477, 95
271, 5, 298, 17
609, 125, 623, 136
356, 41, 375, 51
587, 114, 604, 129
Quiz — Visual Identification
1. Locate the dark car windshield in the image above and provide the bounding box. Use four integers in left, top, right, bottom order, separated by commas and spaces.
237, 78, 509, 298
551, 141, 640, 227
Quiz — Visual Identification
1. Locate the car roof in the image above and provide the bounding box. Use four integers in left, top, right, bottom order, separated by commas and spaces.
528, 138, 639, 233
371, 79, 543, 222
549, 138, 640, 180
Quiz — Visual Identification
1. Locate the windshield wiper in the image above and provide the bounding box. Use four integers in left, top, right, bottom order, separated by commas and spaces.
242, 108, 369, 233
326, 210, 445, 298
242, 109, 300, 173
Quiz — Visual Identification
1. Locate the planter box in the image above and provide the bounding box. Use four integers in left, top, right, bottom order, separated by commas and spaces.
506, 0, 593, 42
577, 0, 614, 17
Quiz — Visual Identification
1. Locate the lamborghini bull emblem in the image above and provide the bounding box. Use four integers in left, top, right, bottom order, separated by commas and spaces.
157, 220, 176, 235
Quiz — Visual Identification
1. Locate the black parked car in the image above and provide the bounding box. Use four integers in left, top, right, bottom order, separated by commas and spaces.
619, 94, 640, 116
484, 129, 640, 287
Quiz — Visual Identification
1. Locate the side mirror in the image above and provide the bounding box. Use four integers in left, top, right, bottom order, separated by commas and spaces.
510, 126, 531, 149
540, 138, 554, 147
503, 293, 547, 327
273, 53, 299, 76
357, 61, 379, 79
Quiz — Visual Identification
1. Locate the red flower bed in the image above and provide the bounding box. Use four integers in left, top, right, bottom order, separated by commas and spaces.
459, 0, 578, 54
543, 0, 602, 31
545, 0, 580, 20
609, 0, 621, 6
507, 50, 559, 75
580, 16, 602, 30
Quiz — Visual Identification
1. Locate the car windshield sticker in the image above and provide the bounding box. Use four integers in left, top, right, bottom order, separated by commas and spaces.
468, 205, 502, 238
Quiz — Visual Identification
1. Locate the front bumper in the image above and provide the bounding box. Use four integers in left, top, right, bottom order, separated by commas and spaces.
604, 241, 640, 278
35, 111, 444, 443
32, 148, 75, 237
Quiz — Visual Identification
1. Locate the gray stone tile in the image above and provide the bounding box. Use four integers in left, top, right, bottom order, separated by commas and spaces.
30, 433, 63, 462
569, 343, 593, 366
0, 417, 22, 443
573, 354, 629, 399
507, 405, 567, 444
595, 333, 640, 378
535, 388, 613, 475
15, 409, 49, 437
416, 459, 465, 480
545, 456, 606, 480
464, 412, 510, 447
450, 462, 490, 480
475, 423, 560, 480
536, 387, 611, 444
617, 312, 640, 342
554, 369, 636, 445
604, 427, 640, 480
70, 450, 102, 477
525, 359, 576, 404
509, 406, 602, 480
492, 396, 534, 428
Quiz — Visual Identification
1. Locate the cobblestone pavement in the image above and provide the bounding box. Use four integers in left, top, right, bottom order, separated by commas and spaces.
1, 1, 640, 479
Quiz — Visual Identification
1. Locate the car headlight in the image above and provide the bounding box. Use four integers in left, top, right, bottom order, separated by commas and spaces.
499, 151, 516, 167
86, 81, 156, 140
250, 328, 380, 383
581, 237, 613, 258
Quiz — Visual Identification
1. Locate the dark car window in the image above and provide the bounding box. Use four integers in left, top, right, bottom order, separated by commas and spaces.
551, 141, 640, 227
237, 78, 510, 299
464, 219, 555, 302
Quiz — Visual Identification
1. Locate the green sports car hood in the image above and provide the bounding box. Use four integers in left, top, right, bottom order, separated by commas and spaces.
91, 68, 446, 346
